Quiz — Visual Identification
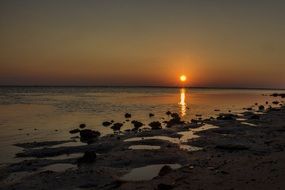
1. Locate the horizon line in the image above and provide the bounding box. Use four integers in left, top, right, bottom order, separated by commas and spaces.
0, 85, 284, 91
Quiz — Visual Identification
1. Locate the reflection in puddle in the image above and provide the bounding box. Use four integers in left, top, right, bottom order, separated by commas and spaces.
129, 145, 161, 150
241, 122, 257, 127
236, 118, 246, 121
120, 164, 181, 181
124, 124, 218, 152
179, 88, 187, 117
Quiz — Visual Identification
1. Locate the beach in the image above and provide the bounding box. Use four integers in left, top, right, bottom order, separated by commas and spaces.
0, 89, 284, 190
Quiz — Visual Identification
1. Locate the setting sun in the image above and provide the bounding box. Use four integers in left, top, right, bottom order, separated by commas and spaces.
180, 75, 187, 82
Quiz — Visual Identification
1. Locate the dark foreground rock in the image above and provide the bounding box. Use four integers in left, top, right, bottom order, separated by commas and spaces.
80, 129, 101, 143
149, 121, 162, 130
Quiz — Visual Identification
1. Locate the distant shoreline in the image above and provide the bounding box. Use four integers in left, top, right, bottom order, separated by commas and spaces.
0, 85, 284, 91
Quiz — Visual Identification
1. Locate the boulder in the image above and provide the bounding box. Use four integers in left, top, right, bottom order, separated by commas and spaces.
69, 129, 80, 134
80, 129, 101, 143
166, 111, 171, 115
149, 113, 154, 117
125, 113, 132, 118
217, 114, 236, 120
111, 123, 123, 131
149, 121, 162, 130
79, 124, 86, 129
258, 105, 265, 111
102, 121, 112, 127
131, 120, 144, 130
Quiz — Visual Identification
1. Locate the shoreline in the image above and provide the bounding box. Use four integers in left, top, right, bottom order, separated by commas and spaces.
0, 97, 284, 189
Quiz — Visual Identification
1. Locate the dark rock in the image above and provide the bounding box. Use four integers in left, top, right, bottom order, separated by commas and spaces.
79, 124, 86, 129
157, 183, 174, 190
217, 114, 236, 120
111, 123, 123, 131
272, 101, 279, 105
258, 105, 265, 111
149, 113, 154, 117
158, 165, 173, 176
102, 121, 112, 127
77, 151, 97, 164
214, 109, 220, 112
80, 129, 101, 143
149, 121, 162, 130
166, 111, 171, 115
266, 101, 268, 104
125, 113, 132, 118
170, 113, 179, 118
166, 117, 184, 128
69, 129, 80, 134
131, 120, 144, 130
271, 93, 285, 98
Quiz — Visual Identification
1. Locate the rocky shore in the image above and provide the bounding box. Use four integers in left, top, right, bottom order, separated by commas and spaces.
0, 95, 284, 190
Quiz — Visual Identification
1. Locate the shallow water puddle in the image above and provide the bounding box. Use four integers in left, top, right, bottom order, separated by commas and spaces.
124, 124, 218, 152
128, 145, 161, 150
120, 164, 181, 181
241, 122, 257, 127
236, 118, 247, 121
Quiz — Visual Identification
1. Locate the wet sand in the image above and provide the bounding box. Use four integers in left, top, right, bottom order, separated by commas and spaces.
0, 97, 284, 190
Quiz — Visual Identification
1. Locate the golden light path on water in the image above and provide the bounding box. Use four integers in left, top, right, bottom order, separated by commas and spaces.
179, 88, 187, 116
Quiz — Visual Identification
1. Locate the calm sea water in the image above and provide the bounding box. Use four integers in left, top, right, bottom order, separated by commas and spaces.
0, 87, 284, 164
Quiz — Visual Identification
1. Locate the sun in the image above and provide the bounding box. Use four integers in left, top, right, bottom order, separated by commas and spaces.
180, 75, 187, 82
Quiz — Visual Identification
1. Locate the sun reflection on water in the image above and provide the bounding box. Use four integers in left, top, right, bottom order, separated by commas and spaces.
179, 88, 187, 116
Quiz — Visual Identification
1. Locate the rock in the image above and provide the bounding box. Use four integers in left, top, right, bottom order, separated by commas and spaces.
217, 114, 236, 120
79, 124, 86, 129
166, 111, 171, 115
80, 129, 101, 143
102, 121, 112, 127
214, 109, 220, 112
272, 101, 279, 105
271, 93, 285, 98
69, 129, 80, 134
111, 123, 123, 131
149, 113, 154, 117
266, 101, 268, 104
149, 121, 162, 130
258, 105, 265, 111
157, 183, 174, 190
131, 120, 144, 130
125, 113, 131, 118
166, 116, 184, 128
158, 165, 173, 176
77, 151, 97, 164
170, 113, 179, 118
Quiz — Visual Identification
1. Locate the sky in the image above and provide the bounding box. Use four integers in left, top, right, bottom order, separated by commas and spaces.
0, 0, 285, 88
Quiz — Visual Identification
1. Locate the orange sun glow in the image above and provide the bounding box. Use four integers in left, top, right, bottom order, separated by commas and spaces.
180, 75, 187, 82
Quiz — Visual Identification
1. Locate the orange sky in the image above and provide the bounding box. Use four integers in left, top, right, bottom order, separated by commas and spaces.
0, 1, 284, 88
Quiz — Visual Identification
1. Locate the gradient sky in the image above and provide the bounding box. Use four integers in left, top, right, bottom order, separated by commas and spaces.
0, 0, 285, 88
